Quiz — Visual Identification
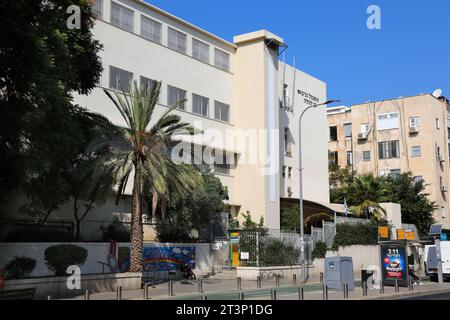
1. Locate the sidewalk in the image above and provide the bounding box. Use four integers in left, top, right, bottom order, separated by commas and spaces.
64, 277, 450, 300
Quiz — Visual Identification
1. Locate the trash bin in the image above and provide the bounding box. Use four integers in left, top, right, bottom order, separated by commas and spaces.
324, 256, 355, 291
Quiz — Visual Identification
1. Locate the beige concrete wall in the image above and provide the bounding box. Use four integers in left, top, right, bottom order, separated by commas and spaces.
328, 95, 450, 228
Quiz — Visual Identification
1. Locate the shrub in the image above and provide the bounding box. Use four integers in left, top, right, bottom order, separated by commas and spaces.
258, 238, 300, 266
331, 222, 382, 250
4, 256, 36, 279
100, 218, 130, 242
312, 241, 328, 260
44, 244, 87, 276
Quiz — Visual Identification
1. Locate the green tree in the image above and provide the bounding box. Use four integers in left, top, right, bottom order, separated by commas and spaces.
385, 173, 436, 237
345, 174, 390, 221
92, 81, 201, 272
155, 167, 229, 242
280, 206, 299, 232
0, 1, 102, 213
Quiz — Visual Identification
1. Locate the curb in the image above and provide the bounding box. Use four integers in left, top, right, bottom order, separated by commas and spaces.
354, 287, 450, 300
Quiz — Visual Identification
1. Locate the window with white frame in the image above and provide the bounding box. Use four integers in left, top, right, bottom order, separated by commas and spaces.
377, 112, 399, 130
362, 150, 371, 161
91, 0, 103, 19
111, 2, 134, 32
288, 167, 293, 179
409, 116, 421, 128
214, 48, 230, 72
109, 66, 133, 92
168, 27, 187, 54
192, 38, 210, 64
140, 76, 159, 101
167, 85, 186, 110
360, 123, 370, 133
192, 94, 209, 117
141, 15, 161, 44
436, 117, 441, 129
411, 146, 421, 157
346, 151, 353, 167
214, 101, 230, 122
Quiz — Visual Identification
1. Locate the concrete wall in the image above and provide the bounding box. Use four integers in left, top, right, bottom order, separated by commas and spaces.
309, 245, 380, 279
0, 242, 214, 278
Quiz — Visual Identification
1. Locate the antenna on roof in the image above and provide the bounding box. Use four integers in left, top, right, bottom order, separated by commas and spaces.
433, 89, 443, 98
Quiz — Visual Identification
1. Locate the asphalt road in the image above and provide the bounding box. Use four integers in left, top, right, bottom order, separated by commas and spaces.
399, 291, 450, 300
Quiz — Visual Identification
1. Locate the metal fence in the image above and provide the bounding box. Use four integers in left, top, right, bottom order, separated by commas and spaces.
239, 229, 313, 267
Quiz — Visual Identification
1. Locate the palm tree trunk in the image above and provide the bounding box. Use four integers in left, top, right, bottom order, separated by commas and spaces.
152, 189, 158, 222
129, 164, 143, 273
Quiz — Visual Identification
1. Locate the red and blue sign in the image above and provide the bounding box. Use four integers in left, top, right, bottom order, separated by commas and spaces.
143, 246, 196, 271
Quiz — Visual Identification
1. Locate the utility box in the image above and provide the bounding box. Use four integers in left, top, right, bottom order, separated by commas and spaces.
324, 256, 355, 291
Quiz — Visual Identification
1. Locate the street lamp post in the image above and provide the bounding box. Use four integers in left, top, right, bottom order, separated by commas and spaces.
299, 99, 340, 283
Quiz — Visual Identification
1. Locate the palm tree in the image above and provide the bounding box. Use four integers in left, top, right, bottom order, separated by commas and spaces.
345, 174, 390, 221
90, 81, 201, 272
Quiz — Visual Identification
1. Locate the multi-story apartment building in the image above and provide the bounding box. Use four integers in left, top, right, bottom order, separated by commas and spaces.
327, 93, 450, 228
1, 0, 332, 239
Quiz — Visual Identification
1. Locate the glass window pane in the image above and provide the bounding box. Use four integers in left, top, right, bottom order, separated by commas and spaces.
141, 16, 161, 43
192, 38, 210, 63
214, 101, 230, 122
167, 85, 186, 110
111, 2, 134, 32
214, 48, 230, 72
168, 27, 187, 54
193, 94, 209, 116
91, 0, 103, 19
109, 66, 133, 92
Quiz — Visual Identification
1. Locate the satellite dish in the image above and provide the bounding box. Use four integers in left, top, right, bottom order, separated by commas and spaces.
433, 89, 443, 98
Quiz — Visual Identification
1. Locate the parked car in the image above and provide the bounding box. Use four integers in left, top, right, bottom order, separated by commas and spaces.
424, 241, 450, 280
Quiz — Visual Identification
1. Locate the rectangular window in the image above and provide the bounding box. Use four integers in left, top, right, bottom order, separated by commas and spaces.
411, 146, 421, 157
344, 123, 352, 138
214, 101, 230, 122
214, 48, 230, 72
409, 117, 421, 128
413, 176, 423, 184
140, 76, 159, 101
360, 123, 370, 133
378, 140, 400, 159
141, 15, 161, 44
91, 0, 103, 19
167, 85, 186, 110
214, 151, 231, 175
346, 151, 353, 167
192, 94, 209, 117
377, 112, 399, 130
329, 151, 338, 165
109, 66, 133, 92
192, 38, 210, 64
282, 166, 286, 178
111, 2, 134, 32
168, 27, 187, 54
288, 167, 293, 179
329, 126, 338, 141
363, 151, 371, 161
436, 118, 441, 129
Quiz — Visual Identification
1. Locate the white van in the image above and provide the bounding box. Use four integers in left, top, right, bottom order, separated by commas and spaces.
424, 241, 450, 280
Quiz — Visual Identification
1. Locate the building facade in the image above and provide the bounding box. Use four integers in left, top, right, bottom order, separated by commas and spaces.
1, 0, 330, 240
327, 93, 450, 228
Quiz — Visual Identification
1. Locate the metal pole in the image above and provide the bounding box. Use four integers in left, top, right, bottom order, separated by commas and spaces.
298, 287, 304, 300
293, 274, 297, 286
116, 286, 122, 300
380, 280, 384, 294
322, 285, 328, 300
271, 289, 277, 300
168, 281, 174, 296
298, 109, 306, 284
256, 233, 259, 268
257, 276, 262, 288
237, 277, 241, 291
320, 272, 323, 283
202, 295, 207, 301
394, 278, 399, 293
238, 292, 244, 300
47, 295, 52, 300
84, 289, 90, 300
144, 283, 150, 300
198, 279, 203, 293
276, 274, 280, 287
436, 239, 444, 285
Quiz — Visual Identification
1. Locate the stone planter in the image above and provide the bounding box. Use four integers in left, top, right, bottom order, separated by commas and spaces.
2, 272, 142, 300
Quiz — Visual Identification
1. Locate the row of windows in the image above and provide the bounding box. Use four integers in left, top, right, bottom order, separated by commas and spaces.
282, 166, 293, 179
93, 0, 231, 72
109, 66, 230, 122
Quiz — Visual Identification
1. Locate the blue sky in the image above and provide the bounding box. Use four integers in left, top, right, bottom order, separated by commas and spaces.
146, 0, 450, 106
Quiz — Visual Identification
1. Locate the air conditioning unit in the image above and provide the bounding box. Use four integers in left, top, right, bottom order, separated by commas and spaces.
358, 132, 368, 140
409, 126, 419, 133
437, 154, 445, 163
441, 185, 448, 192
